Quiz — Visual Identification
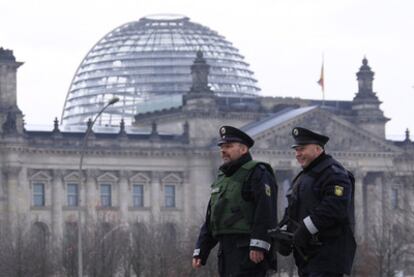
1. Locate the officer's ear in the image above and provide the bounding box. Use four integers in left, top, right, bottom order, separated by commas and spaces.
315, 145, 324, 154
239, 143, 249, 154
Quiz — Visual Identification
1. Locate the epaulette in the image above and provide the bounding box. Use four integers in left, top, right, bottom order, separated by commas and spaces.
331, 163, 347, 175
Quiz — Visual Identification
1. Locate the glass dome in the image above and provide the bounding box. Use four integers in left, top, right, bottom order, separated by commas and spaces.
61, 14, 260, 126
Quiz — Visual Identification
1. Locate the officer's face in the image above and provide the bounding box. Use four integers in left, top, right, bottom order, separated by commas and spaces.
294, 144, 323, 168
220, 142, 248, 163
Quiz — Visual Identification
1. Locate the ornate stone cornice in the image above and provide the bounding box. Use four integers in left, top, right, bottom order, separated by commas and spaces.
0, 144, 213, 158
4, 142, 399, 160
252, 148, 396, 158
135, 109, 261, 125
0, 136, 401, 164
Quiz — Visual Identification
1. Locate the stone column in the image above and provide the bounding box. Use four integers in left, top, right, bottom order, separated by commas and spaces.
182, 170, 191, 226
85, 169, 98, 222
404, 174, 414, 230
3, 166, 21, 230
376, 173, 386, 228
364, 172, 383, 237
119, 170, 129, 223
0, 169, 4, 212
150, 171, 161, 223
51, 170, 64, 242
188, 156, 214, 225
353, 170, 366, 242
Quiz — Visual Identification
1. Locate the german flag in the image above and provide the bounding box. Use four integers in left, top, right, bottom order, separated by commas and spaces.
317, 62, 324, 92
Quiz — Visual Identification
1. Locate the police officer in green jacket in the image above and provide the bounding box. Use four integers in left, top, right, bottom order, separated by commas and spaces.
192, 126, 278, 277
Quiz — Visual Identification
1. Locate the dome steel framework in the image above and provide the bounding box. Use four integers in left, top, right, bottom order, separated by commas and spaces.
61, 14, 260, 126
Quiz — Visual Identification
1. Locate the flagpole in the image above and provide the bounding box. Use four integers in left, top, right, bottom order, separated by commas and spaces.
322, 54, 325, 107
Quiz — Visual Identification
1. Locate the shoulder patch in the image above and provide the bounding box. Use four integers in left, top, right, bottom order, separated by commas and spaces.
334, 185, 344, 197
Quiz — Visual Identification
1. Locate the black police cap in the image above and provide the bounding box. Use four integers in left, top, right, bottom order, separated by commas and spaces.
291, 127, 329, 148
217, 126, 254, 148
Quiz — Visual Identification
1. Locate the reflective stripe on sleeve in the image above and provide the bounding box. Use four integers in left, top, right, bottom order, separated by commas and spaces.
250, 239, 271, 251
304, 216, 319, 235
193, 248, 200, 257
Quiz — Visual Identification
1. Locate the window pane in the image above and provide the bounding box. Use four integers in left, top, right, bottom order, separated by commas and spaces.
391, 188, 398, 209
34, 183, 44, 193
67, 183, 78, 207
133, 184, 144, 208
165, 185, 175, 208
100, 184, 112, 207
33, 183, 45, 207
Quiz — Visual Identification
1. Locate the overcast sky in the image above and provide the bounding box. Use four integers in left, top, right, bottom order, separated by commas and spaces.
1, 0, 413, 139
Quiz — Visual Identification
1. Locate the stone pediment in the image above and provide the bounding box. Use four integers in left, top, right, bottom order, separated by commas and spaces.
130, 172, 150, 183
245, 106, 400, 153
162, 173, 182, 184
64, 172, 80, 182
97, 172, 118, 182
30, 171, 52, 181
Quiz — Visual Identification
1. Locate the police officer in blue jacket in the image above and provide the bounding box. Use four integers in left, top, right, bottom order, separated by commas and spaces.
192, 126, 278, 277
278, 127, 356, 277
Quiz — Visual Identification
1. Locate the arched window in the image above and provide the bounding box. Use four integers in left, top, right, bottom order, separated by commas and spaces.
161, 222, 177, 242
31, 222, 50, 248
62, 221, 78, 276
132, 222, 147, 238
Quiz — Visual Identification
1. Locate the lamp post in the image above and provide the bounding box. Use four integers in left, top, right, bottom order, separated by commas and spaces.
77, 97, 119, 277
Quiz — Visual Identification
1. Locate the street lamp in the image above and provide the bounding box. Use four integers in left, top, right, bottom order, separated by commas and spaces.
77, 97, 120, 277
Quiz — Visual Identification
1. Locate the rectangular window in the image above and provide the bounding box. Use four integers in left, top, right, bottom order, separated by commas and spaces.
391, 188, 399, 209
33, 183, 45, 207
67, 183, 79, 207
100, 184, 112, 207
164, 185, 176, 208
133, 184, 144, 208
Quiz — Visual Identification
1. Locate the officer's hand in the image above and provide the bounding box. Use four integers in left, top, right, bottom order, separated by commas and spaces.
249, 250, 264, 264
293, 224, 311, 248
192, 257, 202, 269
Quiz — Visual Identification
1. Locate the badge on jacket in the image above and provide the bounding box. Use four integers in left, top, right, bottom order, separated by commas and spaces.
211, 187, 220, 194
334, 185, 344, 196
265, 184, 271, 197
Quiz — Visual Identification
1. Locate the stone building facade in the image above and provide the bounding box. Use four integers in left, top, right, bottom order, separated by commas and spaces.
1, 47, 414, 273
